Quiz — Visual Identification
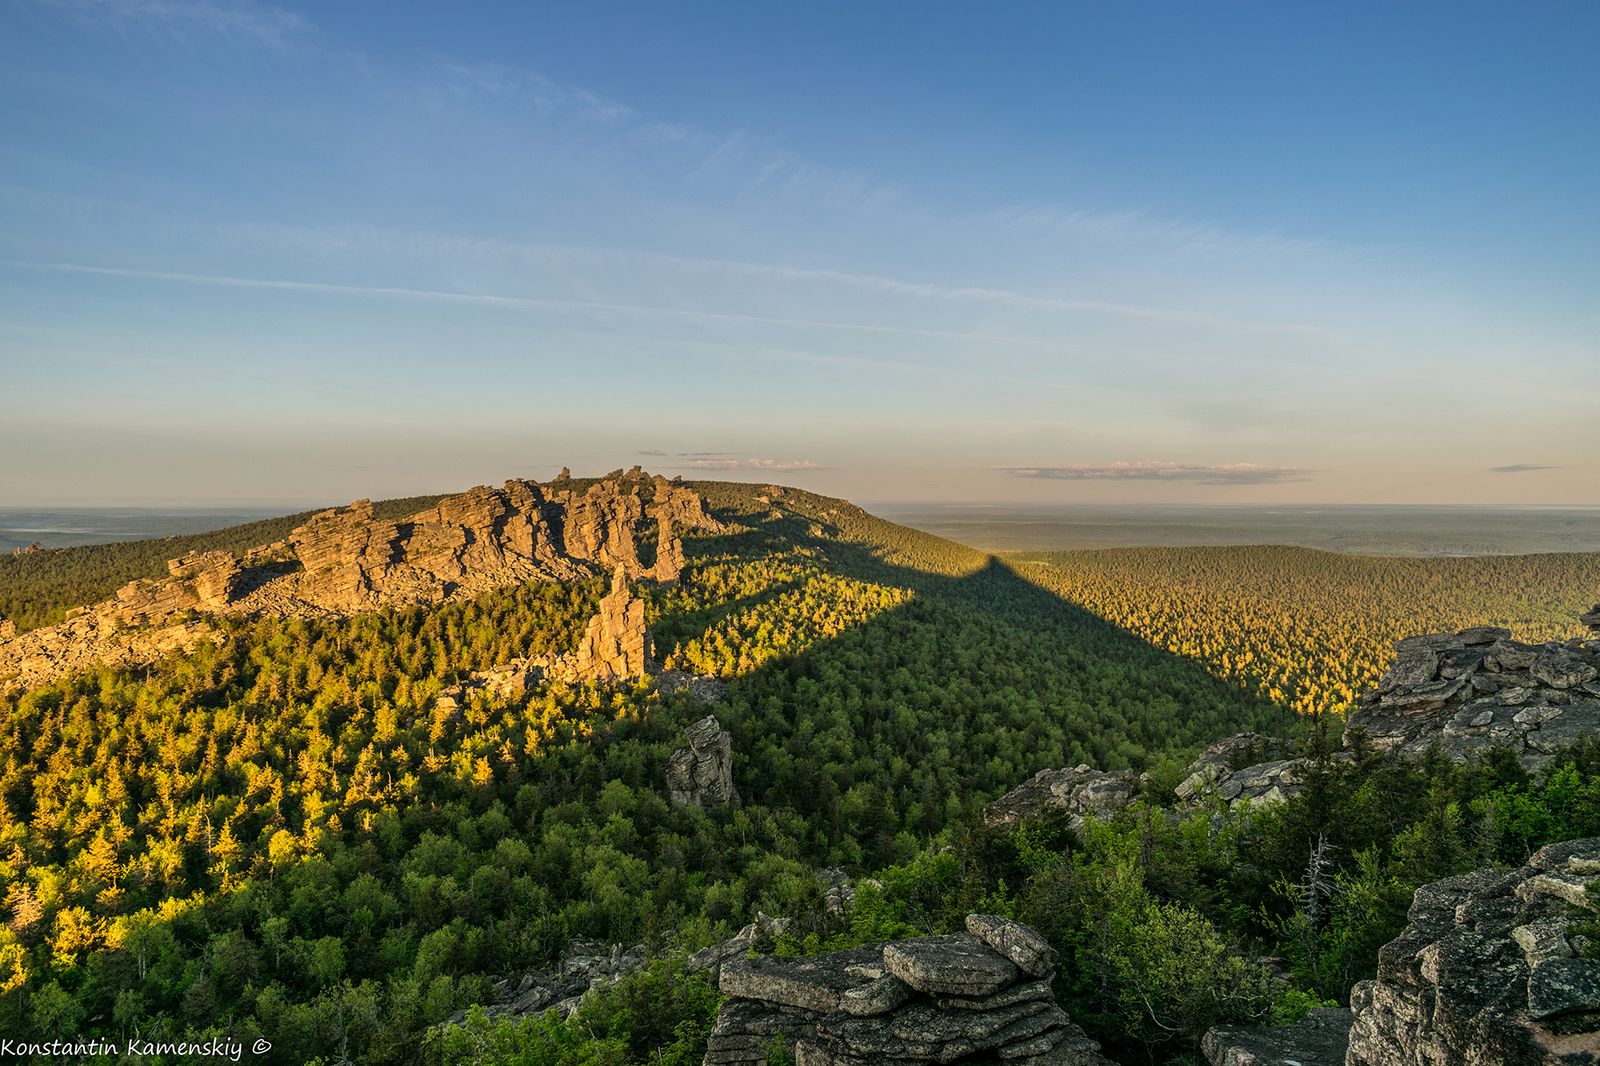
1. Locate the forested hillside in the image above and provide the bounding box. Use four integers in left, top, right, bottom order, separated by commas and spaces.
0, 481, 1294, 1064
0, 482, 1595, 1065
1013, 545, 1600, 715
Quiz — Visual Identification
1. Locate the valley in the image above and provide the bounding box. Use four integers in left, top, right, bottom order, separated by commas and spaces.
0, 472, 1595, 1065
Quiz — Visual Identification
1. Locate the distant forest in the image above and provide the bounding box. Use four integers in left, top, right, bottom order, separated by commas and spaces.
0, 483, 1596, 1064
1013, 545, 1598, 715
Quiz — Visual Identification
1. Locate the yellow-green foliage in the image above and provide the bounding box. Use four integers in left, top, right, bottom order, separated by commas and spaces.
1012, 545, 1600, 715
671, 567, 913, 678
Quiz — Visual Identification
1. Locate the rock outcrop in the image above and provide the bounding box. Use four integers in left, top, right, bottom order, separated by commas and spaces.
440, 936, 649, 1029
666, 714, 738, 807
1345, 837, 1600, 1066
1201, 1006, 1354, 1066
0, 470, 726, 693
561, 567, 654, 682
706, 915, 1110, 1066
985, 766, 1137, 829
1173, 732, 1317, 809
689, 912, 793, 983
1344, 623, 1600, 771
0, 613, 222, 694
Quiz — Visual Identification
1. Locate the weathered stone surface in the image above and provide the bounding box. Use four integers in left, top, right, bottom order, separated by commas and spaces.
885, 933, 1020, 997
666, 714, 738, 807
708, 916, 1111, 1066
689, 912, 792, 983
839, 975, 916, 1016
720, 943, 888, 1014
1201, 1006, 1353, 1066
2, 470, 727, 694
936, 978, 1055, 1012
966, 914, 1059, 978
1528, 958, 1600, 1020
575, 568, 653, 681
1344, 618, 1600, 772
1345, 837, 1600, 1066
985, 766, 1136, 829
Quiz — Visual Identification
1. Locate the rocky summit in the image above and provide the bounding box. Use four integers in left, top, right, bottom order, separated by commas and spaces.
1344, 623, 1600, 771
0, 470, 724, 693
705, 914, 1111, 1066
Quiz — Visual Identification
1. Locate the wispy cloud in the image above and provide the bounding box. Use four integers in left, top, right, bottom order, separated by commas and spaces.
1491, 464, 1558, 474
27, 0, 305, 44
665, 459, 825, 471
997, 462, 1312, 485
443, 63, 633, 124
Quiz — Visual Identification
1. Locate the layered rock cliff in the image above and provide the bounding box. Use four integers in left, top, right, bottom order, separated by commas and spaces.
0, 470, 725, 693
706, 914, 1111, 1066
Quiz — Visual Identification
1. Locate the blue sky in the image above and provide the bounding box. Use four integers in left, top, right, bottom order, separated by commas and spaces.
1, 0, 1595, 506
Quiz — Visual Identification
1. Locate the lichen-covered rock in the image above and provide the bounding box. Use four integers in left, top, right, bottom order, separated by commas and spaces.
721, 943, 889, 1014
1345, 837, 1600, 1066
966, 914, 1059, 978
1201, 1006, 1353, 1066
665, 714, 738, 807
985, 765, 1136, 829
1344, 619, 1600, 772
884, 933, 1020, 997
839, 975, 916, 1016
706, 917, 1112, 1066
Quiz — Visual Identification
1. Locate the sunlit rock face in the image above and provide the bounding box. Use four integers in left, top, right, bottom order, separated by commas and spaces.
1345, 621, 1600, 772
0, 470, 726, 693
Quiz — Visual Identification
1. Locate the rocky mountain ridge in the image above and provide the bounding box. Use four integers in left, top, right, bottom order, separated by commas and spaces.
0, 469, 725, 692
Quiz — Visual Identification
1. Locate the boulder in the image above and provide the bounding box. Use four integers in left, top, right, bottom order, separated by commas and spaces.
721, 943, 889, 1014
884, 933, 1020, 997
665, 714, 738, 807
985, 766, 1136, 829
1201, 1006, 1353, 1066
706, 917, 1113, 1066
966, 914, 1059, 978
1345, 837, 1600, 1066
1345, 619, 1600, 772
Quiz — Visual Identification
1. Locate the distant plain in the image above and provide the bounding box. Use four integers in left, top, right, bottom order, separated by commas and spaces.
0, 508, 293, 554
864, 504, 1600, 557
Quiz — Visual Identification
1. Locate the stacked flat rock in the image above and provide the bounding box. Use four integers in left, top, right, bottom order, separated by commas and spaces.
1343, 622, 1600, 772
705, 915, 1112, 1066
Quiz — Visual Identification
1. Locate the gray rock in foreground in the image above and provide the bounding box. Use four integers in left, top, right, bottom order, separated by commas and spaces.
706, 916, 1113, 1066
885, 933, 1020, 996
1345, 837, 1600, 1066
1202, 1007, 1353, 1066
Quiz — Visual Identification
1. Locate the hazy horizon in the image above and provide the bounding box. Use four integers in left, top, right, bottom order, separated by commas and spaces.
8, 497, 1600, 558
